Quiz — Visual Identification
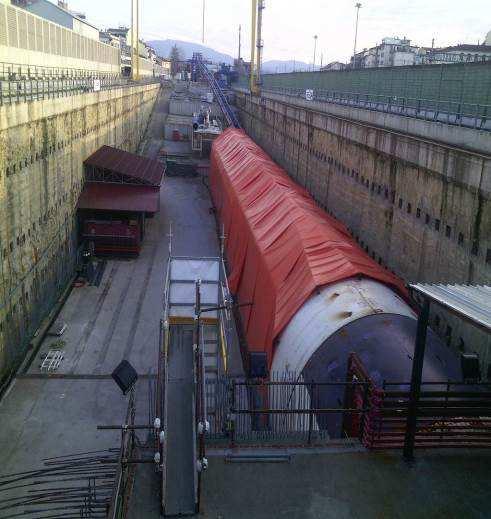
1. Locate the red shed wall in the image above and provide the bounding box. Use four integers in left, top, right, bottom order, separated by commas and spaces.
210, 128, 407, 365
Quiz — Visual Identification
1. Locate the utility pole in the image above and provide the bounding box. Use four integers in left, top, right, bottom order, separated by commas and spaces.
131, 0, 134, 79
136, 0, 140, 80
320, 52, 323, 69
353, 2, 362, 69
313, 35, 318, 71
131, 0, 140, 81
202, 0, 205, 44
249, 0, 257, 93
238, 24, 242, 60
256, 0, 265, 87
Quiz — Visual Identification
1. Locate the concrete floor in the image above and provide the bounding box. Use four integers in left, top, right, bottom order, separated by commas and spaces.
202, 448, 491, 519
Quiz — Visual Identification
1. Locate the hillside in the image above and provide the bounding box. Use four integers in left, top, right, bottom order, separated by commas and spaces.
147, 39, 234, 64
262, 60, 312, 73
147, 40, 316, 73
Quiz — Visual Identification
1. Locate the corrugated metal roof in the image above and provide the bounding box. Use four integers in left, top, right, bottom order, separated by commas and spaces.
84, 146, 165, 187
77, 183, 160, 213
409, 283, 491, 332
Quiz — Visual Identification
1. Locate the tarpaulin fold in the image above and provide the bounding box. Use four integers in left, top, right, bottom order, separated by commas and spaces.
210, 128, 407, 365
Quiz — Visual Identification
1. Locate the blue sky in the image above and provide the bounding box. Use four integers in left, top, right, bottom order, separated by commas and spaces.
67, 0, 490, 63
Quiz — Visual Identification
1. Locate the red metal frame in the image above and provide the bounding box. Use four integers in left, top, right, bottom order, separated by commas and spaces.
346, 352, 491, 450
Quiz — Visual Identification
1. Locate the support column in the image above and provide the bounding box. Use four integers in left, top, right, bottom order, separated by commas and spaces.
403, 297, 430, 461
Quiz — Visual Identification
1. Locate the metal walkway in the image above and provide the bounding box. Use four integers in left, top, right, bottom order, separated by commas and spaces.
194, 55, 241, 129
158, 253, 230, 515
165, 325, 196, 516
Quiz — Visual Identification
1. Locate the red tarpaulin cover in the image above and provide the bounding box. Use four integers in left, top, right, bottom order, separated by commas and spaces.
210, 128, 408, 365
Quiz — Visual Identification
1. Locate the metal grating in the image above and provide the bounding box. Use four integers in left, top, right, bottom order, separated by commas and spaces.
42, 20, 49, 53
0, 6, 6, 47
35, 17, 42, 53
410, 283, 491, 332
6, 6, 17, 48
17, 10, 27, 49
27, 12, 35, 51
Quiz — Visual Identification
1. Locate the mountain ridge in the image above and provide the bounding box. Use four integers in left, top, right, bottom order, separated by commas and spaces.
147, 39, 313, 73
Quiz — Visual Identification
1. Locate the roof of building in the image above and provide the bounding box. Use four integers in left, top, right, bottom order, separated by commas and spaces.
78, 183, 160, 213
84, 146, 165, 187
25, 0, 101, 31
436, 44, 491, 53
409, 283, 491, 332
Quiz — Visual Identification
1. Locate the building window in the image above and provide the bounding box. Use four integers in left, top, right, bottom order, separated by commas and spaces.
407, 203, 412, 214
434, 315, 440, 327
416, 208, 421, 218
425, 213, 430, 225
458, 232, 464, 245
398, 198, 403, 209
435, 219, 440, 231
471, 241, 479, 256
445, 225, 451, 237
486, 249, 491, 264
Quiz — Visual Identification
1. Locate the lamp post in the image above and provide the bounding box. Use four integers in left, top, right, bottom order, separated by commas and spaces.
313, 35, 318, 71
353, 3, 362, 68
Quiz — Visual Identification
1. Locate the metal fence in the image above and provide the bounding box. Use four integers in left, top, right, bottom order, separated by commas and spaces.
0, 61, 120, 81
205, 353, 491, 450
359, 382, 491, 449
259, 86, 490, 131
0, 74, 161, 105
206, 373, 371, 446
345, 353, 491, 450
234, 61, 491, 130
106, 388, 137, 519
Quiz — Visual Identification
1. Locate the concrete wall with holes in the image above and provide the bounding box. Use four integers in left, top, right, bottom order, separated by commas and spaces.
235, 90, 491, 376
0, 82, 159, 381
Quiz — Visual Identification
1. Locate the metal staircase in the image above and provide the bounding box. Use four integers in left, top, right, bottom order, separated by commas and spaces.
193, 53, 241, 129
158, 243, 231, 515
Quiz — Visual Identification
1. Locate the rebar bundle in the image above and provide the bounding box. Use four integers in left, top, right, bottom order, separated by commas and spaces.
0, 449, 119, 518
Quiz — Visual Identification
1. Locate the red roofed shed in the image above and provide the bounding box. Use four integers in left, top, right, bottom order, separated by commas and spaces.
78, 146, 165, 255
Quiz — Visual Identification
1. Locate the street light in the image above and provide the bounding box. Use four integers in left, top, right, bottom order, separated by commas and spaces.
313, 35, 318, 71
353, 3, 362, 68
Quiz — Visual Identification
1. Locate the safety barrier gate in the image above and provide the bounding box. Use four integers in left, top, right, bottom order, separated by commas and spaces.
345, 353, 491, 449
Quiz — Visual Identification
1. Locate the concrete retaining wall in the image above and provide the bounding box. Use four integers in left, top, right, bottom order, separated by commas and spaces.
0, 83, 160, 379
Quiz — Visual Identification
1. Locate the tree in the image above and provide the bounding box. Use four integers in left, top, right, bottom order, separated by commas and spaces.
169, 45, 183, 76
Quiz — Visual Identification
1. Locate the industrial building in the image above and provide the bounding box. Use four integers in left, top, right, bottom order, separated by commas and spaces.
1, 0, 166, 78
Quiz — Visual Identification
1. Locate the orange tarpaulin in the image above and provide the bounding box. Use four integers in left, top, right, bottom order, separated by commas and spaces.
210, 128, 407, 365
